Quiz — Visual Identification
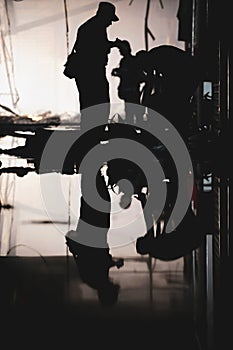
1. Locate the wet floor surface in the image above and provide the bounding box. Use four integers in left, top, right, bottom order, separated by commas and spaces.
1, 134, 199, 348
0, 254, 199, 349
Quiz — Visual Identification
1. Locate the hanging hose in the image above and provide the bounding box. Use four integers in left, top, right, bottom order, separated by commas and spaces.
63, 0, 70, 56
1, 0, 20, 108
159, 0, 164, 9
145, 0, 151, 51
144, 0, 156, 51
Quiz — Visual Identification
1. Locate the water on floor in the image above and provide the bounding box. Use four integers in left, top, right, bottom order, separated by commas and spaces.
0, 134, 198, 349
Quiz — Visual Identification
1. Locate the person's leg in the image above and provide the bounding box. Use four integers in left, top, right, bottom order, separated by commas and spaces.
75, 71, 110, 134
75, 168, 110, 248
125, 101, 135, 125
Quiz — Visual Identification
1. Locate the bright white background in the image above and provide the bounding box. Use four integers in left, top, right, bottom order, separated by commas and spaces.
0, 0, 183, 116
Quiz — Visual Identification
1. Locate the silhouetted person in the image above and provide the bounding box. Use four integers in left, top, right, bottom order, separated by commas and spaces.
71, 2, 121, 131
135, 45, 202, 140
111, 40, 145, 125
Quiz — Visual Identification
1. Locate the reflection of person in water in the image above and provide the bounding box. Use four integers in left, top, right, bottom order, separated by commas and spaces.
111, 40, 145, 125
71, 2, 121, 131
66, 167, 124, 307
66, 235, 123, 307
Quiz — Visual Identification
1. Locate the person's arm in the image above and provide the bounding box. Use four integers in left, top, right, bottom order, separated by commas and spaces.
108, 38, 122, 49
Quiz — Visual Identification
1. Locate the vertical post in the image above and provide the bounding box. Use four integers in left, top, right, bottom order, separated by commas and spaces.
191, 0, 196, 56
219, 39, 229, 261
190, 0, 198, 329
144, 0, 153, 304
206, 234, 214, 350
138, 192, 154, 304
